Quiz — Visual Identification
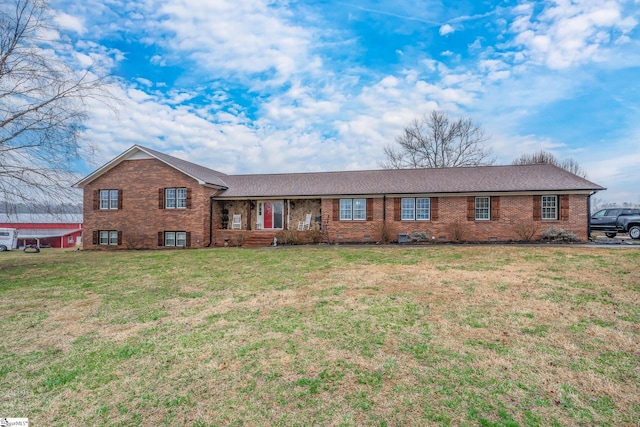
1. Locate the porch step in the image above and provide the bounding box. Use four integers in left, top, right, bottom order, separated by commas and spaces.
242, 232, 277, 248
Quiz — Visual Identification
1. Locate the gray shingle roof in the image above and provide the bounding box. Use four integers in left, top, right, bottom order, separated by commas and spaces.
74, 145, 229, 189
137, 146, 228, 188
75, 145, 605, 196
216, 163, 604, 198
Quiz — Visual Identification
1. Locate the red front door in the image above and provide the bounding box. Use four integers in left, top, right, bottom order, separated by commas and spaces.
264, 202, 273, 229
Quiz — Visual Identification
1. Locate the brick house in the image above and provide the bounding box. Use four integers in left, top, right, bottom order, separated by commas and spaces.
74, 145, 604, 249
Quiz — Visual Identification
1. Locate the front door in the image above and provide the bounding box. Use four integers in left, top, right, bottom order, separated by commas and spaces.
259, 201, 284, 229
264, 202, 273, 229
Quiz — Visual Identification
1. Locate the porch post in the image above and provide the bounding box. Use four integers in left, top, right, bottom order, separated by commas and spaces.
247, 201, 252, 231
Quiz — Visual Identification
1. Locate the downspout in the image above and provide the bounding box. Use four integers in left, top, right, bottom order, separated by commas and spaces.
587, 191, 596, 241
383, 195, 387, 221
206, 196, 214, 247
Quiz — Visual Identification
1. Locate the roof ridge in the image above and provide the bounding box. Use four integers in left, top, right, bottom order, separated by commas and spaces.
223, 162, 562, 178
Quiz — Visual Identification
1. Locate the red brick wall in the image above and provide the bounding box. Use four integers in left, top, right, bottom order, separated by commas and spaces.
83, 158, 218, 249
322, 194, 590, 243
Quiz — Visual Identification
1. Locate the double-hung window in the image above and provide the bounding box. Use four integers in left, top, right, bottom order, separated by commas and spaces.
99, 230, 119, 245
100, 190, 119, 210
340, 199, 366, 220
165, 188, 187, 209
401, 197, 431, 220
541, 196, 558, 220
164, 231, 187, 247
475, 197, 491, 220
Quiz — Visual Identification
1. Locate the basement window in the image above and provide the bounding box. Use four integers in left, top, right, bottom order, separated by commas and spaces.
164, 231, 187, 247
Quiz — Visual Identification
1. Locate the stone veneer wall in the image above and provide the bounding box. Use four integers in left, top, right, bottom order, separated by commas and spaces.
289, 199, 322, 230
216, 199, 322, 231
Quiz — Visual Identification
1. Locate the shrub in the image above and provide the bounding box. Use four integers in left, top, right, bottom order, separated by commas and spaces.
233, 233, 246, 247
540, 227, 580, 242
451, 219, 467, 241
125, 235, 145, 249
512, 220, 538, 241
375, 221, 397, 243
410, 231, 432, 243
307, 229, 323, 244
275, 230, 301, 245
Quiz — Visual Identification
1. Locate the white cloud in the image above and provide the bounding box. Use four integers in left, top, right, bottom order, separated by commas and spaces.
468, 39, 482, 50
507, 0, 638, 69
150, 0, 322, 85
53, 12, 86, 34
439, 24, 455, 36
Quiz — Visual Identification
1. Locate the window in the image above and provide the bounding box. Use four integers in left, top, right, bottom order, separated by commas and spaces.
401, 198, 414, 220
475, 197, 490, 220
340, 198, 366, 220
339, 199, 352, 220
401, 197, 431, 220
100, 189, 119, 210
98, 230, 119, 246
164, 231, 187, 247
165, 188, 187, 209
353, 199, 366, 220
542, 196, 558, 220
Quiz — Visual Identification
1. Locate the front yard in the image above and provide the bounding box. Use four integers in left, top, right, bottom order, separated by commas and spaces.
0, 246, 638, 426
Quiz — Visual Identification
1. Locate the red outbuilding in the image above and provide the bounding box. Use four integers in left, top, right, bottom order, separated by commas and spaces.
0, 214, 83, 249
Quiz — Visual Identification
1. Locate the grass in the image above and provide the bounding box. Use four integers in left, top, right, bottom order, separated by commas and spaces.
0, 245, 639, 426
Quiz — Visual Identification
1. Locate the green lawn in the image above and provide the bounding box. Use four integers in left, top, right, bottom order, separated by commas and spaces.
0, 246, 638, 426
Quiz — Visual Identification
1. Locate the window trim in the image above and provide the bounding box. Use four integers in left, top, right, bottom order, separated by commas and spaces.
163, 231, 187, 248
99, 189, 119, 210
541, 195, 558, 220
98, 230, 119, 246
401, 197, 431, 221
339, 198, 367, 221
475, 196, 491, 221
165, 187, 187, 209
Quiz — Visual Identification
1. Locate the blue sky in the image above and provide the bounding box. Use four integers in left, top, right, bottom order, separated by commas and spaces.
50, 0, 640, 203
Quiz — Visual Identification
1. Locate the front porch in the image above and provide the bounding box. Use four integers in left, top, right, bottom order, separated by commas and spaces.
215, 199, 322, 232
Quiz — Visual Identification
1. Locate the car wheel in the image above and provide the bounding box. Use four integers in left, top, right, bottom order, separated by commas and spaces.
0, 245, 7, 252
605, 232, 617, 238
629, 226, 640, 240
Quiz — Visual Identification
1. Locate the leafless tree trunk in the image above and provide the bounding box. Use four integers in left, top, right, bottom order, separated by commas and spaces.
0, 0, 112, 213
380, 110, 494, 169
511, 150, 588, 178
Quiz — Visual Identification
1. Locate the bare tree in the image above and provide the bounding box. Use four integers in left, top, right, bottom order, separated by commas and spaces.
590, 196, 604, 214
0, 0, 112, 212
511, 150, 588, 178
381, 110, 494, 169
